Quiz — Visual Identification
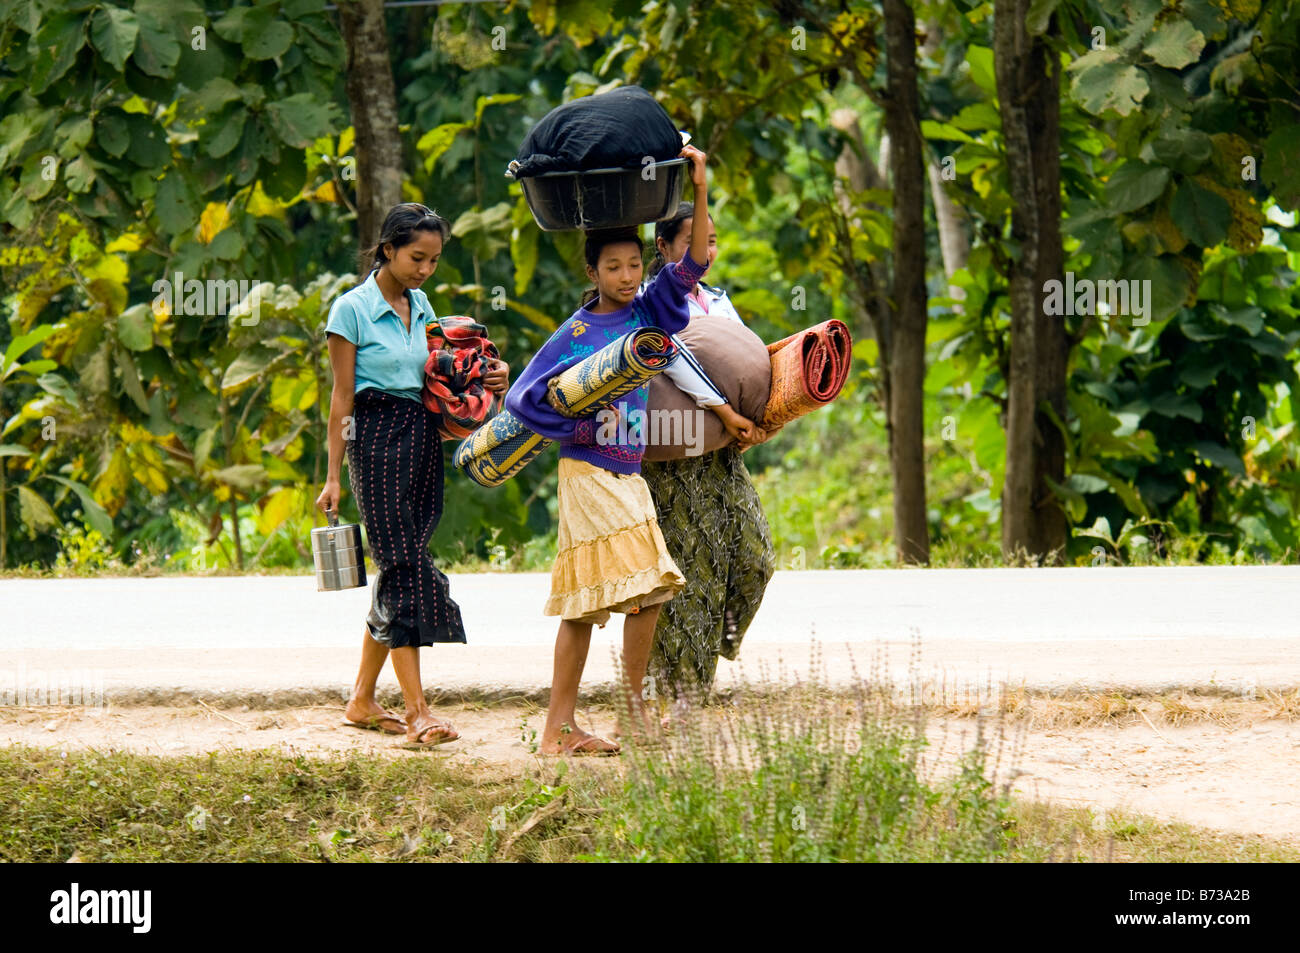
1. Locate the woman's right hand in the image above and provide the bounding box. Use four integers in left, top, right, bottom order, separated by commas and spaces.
316, 479, 342, 517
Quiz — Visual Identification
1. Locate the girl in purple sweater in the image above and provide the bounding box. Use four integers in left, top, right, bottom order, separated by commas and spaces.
505, 145, 713, 754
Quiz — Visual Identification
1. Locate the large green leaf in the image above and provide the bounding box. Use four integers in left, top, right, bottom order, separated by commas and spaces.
154, 172, 200, 233
296, 16, 343, 66
193, 426, 217, 472
211, 464, 269, 491
115, 347, 151, 414
124, 114, 169, 168
206, 106, 247, 159
1208, 304, 1264, 335
132, 5, 182, 77
42, 475, 113, 538
1150, 129, 1212, 174
208, 228, 244, 261
64, 156, 96, 193
1105, 161, 1170, 212
187, 77, 244, 116
241, 6, 294, 60
36, 373, 79, 406
261, 147, 306, 200
1069, 52, 1150, 117
17, 485, 59, 533
0, 444, 32, 459
511, 194, 539, 296
1143, 17, 1205, 69
12, 359, 58, 380
1262, 124, 1300, 211
90, 6, 139, 72
452, 203, 513, 260
265, 94, 336, 148
417, 122, 471, 173
222, 347, 281, 391
117, 303, 155, 352
2, 324, 54, 373
964, 46, 996, 95
1128, 254, 1191, 323
31, 14, 86, 94
1169, 179, 1230, 247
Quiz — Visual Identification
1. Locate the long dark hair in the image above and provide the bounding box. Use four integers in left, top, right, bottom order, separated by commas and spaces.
360, 203, 451, 277
647, 202, 696, 278
579, 226, 643, 308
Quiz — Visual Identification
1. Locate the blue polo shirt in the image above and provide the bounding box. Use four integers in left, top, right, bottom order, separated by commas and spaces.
324, 272, 434, 403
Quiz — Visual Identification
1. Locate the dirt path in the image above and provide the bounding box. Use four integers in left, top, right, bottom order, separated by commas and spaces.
2, 701, 1297, 845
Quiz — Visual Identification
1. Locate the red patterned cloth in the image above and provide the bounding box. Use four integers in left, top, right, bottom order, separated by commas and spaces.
423, 315, 501, 440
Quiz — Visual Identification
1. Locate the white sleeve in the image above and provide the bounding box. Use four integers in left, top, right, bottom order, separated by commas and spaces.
709, 289, 745, 324
663, 333, 729, 408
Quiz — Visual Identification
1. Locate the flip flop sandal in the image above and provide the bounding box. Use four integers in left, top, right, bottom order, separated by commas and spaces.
556, 735, 620, 757
399, 723, 459, 750
342, 714, 407, 735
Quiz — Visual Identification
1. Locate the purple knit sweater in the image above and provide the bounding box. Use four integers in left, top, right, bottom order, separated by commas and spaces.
504, 250, 709, 475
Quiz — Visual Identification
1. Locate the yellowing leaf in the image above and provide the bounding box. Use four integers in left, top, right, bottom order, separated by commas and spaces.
105, 231, 144, 253
198, 202, 230, 243
256, 486, 298, 536
311, 180, 337, 203
246, 181, 286, 218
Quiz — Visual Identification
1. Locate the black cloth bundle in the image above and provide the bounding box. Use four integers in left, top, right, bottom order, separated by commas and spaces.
511, 85, 681, 178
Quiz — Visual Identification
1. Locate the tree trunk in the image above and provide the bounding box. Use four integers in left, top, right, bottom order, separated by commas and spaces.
994, 0, 1066, 563
229, 495, 244, 570
830, 109, 893, 349
927, 161, 970, 309
338, 0, 404, 254
882, 0, 930, 565
921, 18, 970, 309
1027, 45, 1067, 560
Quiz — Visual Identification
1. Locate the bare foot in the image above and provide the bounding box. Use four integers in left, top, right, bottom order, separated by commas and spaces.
403, 712, 459, 747
540, 728, 619, 757
343, 697, 406, 734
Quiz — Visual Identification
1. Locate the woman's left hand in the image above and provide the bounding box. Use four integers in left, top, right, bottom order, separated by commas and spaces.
484, 358, 509, 395
681, 144, 708, 189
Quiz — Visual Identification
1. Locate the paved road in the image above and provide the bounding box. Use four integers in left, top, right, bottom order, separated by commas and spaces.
1, 567, 1297, 703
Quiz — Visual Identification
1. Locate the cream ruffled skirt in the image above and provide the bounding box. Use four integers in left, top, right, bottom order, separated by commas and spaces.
545, 457, 685, 624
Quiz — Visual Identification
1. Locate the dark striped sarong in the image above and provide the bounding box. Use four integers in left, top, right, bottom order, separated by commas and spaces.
346, 388, 466, 646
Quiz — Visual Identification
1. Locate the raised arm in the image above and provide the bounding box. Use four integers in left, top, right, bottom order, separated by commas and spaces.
683, 144, 710, 268
639, 147, 712, 333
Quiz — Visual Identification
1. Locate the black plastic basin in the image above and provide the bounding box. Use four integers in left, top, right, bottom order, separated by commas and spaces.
513, 157, 688, 231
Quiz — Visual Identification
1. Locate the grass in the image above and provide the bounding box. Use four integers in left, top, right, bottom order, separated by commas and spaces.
925, 686, 1300, 730
2, 743, 1293, 863
3, 678, 1297, 863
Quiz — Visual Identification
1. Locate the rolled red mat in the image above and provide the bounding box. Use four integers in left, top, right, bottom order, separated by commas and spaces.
760, 319, 853, 430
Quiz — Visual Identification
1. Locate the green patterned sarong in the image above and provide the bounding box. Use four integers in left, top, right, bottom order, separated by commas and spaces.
642, 446, 775, 696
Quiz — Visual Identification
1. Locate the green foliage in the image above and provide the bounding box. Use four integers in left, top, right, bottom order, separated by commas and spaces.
590, 674, 1015, 862
1, 0, 1298, 568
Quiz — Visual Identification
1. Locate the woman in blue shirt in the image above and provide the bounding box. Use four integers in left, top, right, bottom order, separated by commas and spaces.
316, 203, 508, 748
